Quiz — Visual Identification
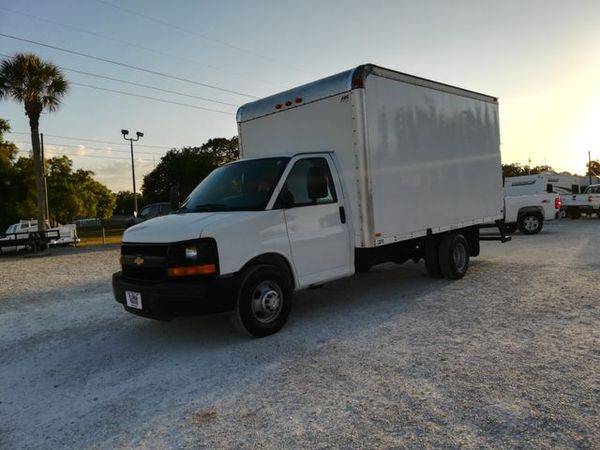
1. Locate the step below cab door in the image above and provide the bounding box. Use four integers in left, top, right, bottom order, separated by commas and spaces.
271, 154, 353, 288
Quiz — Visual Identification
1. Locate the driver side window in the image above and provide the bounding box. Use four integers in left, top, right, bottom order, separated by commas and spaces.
276, 158, 337, 208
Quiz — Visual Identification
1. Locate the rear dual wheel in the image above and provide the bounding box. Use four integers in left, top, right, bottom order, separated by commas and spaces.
424, 233, 470, 280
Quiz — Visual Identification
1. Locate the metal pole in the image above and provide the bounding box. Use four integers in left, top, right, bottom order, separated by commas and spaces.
40, 133, 50, 224
589, 150, 592, 186
130, 138, 138, 217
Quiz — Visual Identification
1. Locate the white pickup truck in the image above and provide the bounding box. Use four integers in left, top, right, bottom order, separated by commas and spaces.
504, 193, 561, 234
560, 184, 600, 219
112, 64, 507, 337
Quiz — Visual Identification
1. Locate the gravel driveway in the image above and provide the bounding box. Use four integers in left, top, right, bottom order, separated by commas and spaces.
1, 220, 598, 448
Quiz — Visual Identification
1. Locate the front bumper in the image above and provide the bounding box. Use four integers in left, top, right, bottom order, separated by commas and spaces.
112, 272, 237, 320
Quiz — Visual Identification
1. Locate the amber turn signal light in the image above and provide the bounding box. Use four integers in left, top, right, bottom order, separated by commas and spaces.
167, 264, 216, 277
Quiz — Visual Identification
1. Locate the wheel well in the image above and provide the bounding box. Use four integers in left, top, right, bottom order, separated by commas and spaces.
240, 253, 296, 289
518, 206, 543, 218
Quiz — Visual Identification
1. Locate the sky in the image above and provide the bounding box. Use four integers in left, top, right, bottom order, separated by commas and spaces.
1, 0, 599, 192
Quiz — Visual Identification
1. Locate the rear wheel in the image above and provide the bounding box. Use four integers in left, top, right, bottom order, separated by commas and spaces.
518, 213, 543, 234
424, 238, 443, 278
234, 265, 292, 338
438, 233, 470, 280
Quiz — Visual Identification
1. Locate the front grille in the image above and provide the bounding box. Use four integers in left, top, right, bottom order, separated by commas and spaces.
122, 266, 166, 281
121, 244, 169, 257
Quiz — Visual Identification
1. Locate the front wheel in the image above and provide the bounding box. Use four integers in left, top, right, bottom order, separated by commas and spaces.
518, 213, 543, 234
234, 265, 292, 338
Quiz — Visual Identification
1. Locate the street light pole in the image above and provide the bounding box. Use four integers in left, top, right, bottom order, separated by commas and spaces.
121, 129, 144, 217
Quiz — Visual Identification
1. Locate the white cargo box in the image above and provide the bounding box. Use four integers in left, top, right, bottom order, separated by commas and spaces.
237, 64, 504, 248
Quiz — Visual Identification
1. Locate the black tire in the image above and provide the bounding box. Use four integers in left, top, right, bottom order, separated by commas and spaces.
518, 213, 544, 235
424, 238, 443, 278
438, 233, 470, 280
505, 223, 518, 234
234, 264, 292, 338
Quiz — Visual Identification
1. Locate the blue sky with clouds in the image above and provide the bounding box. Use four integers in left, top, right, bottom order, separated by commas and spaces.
1, 0, 599, 190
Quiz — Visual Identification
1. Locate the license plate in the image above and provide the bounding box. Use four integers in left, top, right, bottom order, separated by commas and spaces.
125, 291, 142, 309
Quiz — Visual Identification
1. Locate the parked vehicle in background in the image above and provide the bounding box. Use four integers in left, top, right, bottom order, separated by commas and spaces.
113, 64, 508, 337
504, 173, 600, 197
504, 193, 561, 234
0, 220, 79, 253
560, 184, 600, 219
125, 202, 171, 228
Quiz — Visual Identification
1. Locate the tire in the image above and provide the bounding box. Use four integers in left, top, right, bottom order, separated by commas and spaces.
505, 224, 518, 234
438, 233, 470, 280
424, 238, 443, 278
234, 264, 292, 338
518, 213, 543, 234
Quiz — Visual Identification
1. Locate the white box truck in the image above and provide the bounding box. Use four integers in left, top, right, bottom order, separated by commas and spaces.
113, 64, 507, 337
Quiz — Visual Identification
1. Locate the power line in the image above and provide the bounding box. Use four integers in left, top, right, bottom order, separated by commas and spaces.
17, 147, 154, 162
13, 140, 165, 156
0, 51, 239, 108
71, 81, 235, 114
7, 131, 171, 149
64, 68, 239, 107
0, 6, 284, 88
0, 32, 259, 99
93, 0, 306, 73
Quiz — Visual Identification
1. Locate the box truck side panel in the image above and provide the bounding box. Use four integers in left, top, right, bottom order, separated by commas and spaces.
238, 94, 365, 245
364, 75, 503, 243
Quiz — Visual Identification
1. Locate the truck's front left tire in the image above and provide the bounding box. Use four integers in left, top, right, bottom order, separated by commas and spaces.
438, 233, 470, 280
234, 264, 292, 338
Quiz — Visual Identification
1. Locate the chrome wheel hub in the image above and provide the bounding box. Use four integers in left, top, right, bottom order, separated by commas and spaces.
251, 281, 283, 323
524, 216, 539, 231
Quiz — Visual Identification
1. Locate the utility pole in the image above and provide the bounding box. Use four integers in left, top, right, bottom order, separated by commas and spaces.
121, 129, 144, 217
589, 150, 592, 186
40, 133, 50, 224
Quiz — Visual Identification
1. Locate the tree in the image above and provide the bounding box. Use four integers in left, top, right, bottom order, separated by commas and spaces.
45, 156, 115, 223
586, 160, 600, 178
0, 53, 68, 234
114, 191, 145, 216
142, 136, 239, 203
502, 163, 527, 179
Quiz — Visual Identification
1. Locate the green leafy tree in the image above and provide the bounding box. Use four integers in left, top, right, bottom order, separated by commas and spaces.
46, 156, 115, 223
0, 53, 68, 232
142, 136, 239, 203
586, 160, 600, 177
502, 163, 527, 179
114, 191, 145, 216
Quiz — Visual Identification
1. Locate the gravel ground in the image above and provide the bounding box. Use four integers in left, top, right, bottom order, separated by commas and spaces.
1, 220, 598, 449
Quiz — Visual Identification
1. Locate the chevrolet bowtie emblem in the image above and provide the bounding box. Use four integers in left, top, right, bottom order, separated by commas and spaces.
134, 256, 144, 266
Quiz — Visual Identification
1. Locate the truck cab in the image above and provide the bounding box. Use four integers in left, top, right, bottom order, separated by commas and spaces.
113, 153, 354, 337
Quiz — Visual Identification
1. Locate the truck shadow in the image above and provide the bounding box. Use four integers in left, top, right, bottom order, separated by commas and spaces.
158, 260, 483, 348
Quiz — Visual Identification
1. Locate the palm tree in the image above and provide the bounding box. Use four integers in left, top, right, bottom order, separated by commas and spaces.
0, 53, 68, 236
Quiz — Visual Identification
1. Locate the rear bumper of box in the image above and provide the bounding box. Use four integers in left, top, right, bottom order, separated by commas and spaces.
112, 271, 237, 320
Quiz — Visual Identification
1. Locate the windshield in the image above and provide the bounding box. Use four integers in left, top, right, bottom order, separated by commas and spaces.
180, 157, 290, 212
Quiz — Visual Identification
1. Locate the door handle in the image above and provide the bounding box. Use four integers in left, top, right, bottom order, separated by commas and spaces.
339, 206, 346, 224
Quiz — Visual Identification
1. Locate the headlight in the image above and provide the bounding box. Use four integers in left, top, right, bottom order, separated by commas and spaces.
168, 239, 219, 277
185, 245, 198, 260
